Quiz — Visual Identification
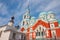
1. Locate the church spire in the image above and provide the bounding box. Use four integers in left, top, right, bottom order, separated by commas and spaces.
23, 0, 31, 19
21, 0, 31, 29
27, 2, 30, 13
25, 0, 30, 14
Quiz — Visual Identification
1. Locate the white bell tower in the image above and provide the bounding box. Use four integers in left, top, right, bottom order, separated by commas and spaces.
21, 0, 31, 29
23, 9, 31, 20
8, 16, 14, 26
22, 9, 31, 28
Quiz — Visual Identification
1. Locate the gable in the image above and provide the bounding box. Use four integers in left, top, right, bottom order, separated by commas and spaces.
34, 25, 46, 32
32, 20, 50, 30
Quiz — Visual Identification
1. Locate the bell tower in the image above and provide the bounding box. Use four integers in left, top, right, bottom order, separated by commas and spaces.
22, 9, 31, 28
8, 16, 14, 26
20, 0, 31, 29
22, 4, 31, 29
23, 8, 31, 20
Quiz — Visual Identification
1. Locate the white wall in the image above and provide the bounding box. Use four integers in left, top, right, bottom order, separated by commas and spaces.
0, 26, 7, 31
0, 31, 11, 40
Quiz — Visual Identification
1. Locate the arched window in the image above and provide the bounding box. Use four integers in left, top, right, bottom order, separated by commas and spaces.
13, 33, 16, 39
36, 30, 40, 36
39, 27, 41, 31
50, 23, 54, 28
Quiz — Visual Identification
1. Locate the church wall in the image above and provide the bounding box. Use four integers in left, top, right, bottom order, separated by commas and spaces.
0, 31, 11, 40
56, 28, 60, 38
0, 26, 7, 31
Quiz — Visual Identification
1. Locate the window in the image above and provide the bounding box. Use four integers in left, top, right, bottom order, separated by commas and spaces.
51, 24, 54, 27
19, 35, 21, 39
52, 30, 56, 38
53, 32, 55, 35
41, 31, 46, 37
43, 29, 46, 36
39, 27, 41, 30
36, 32, 40, 36
29, 16, 31, 19
36, 31, 45, 37
50, 23, 54, 28
0, 31, 2, 37
39, 32, 40, 36
23, 21, 25, 25
13, 33, 16, 39
21, 35, 24, 40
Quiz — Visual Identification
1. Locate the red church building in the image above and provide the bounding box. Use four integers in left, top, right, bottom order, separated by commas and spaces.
20, 11, 60, 40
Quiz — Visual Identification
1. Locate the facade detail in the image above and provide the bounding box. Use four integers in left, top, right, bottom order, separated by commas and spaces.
0, 11, 60, 40
20, 11, 60, 40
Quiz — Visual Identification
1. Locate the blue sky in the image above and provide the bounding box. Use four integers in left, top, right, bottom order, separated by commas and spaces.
0, 0, 60, 26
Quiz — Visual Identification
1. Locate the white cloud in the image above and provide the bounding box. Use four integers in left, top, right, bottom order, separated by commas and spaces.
14, 0, 42, 18
44, 0, 60, 11
0, 3, 10, 26
13, 0, 43, 21
36, 5, 46, 12
0, 3, 8, 15
0, 17, 9, 26
30, 0, 48, 12
30, 0, 41, 5
21, 0, 29, 10
14, 0, 29, 18
0, 0, 30, 26
30, 0, 42, 9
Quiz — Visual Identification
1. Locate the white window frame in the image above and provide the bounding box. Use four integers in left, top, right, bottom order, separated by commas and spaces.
50, 23, 55, 28
51, 30, 56, 38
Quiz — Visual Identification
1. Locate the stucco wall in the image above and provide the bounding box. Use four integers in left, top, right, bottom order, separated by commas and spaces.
0, 26, 7, 31
0, 31, 11, 40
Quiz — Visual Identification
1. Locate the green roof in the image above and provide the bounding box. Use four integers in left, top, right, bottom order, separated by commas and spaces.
58, 20, 60, 24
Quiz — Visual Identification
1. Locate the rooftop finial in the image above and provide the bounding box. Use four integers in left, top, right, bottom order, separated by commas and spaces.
11, 16, 14, 20
26, 0, 30, 13
10, 16, 15, 23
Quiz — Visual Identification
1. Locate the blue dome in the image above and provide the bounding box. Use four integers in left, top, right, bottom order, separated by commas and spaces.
58, 20, 60, 24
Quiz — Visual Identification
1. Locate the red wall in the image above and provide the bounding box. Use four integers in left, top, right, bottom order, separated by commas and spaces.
46, 30, 52, 38
56, 28, 60, 38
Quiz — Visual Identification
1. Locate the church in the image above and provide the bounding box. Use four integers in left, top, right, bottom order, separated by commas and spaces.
0, 16, 26, 40
0, 9, 60, 40
20, 9, 60, 40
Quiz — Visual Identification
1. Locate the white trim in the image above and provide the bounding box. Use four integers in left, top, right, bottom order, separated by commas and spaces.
34, 25, 44, 32
46, 30, 49, 36
50, 23, 55, 29
46, 27, 60, 30
36, 36, 42, 38
51, 30, 56, 38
